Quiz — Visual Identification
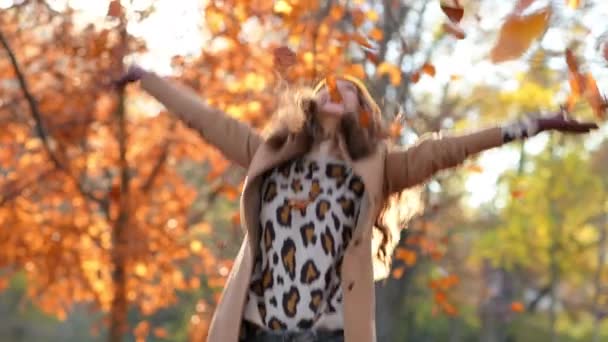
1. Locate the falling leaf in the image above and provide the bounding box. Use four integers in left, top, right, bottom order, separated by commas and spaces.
107, 0, 123, 18
231, 212, 241, 225
567, 0, 581, 9
366, 51, 380, 65
441, 301, 459, 316
584, 73, 606, 119
440, 1, 464, 23
511, 301, 525, 312
326, 75, 343, 103
366, 10, 380, 22
443, 21, 466, 40
410, 71, 421, 83
490, 7, 551, 63
389, 121, 402, 139
421, 62, 436, 77
329, 5, 345, 21
376, 62, 402, 86
435, 291, 447, 303
392, 266, 405, 279
369, 27, 384, 41
450, 74, 462, 80
344, 64, 366, 79
153, 328, 169, 338
351, 33, 373, 49
359, 110, 371, 127
395, 247, 417, 265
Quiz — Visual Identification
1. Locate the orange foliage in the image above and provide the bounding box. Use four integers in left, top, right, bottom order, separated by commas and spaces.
490, 7, 552, 63
511, 301, 525, 312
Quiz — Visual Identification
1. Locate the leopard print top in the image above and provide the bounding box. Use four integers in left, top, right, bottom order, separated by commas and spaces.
241, 152, 365, 334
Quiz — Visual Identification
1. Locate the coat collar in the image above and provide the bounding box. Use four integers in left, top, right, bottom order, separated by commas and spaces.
246, 132, 386, 217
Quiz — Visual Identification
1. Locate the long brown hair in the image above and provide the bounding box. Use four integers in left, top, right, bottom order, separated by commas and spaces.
264, 76, 422, 280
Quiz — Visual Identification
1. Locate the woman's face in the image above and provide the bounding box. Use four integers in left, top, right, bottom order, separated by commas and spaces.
315, 79, 361, 118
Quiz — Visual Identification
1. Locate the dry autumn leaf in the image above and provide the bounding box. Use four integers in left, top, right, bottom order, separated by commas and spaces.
466, 164, 483, 173
490, 7, 551, 63
351, 32, 373, 49
107, 0, 123, 18
421, 62, 436, 77
369, 27, 384, 41
410, 70, 421, 83
443, 21, 466, 40
440, 0, 464, 23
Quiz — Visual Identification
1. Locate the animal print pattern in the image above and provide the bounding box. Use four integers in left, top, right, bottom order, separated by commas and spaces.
242, 153, 364, 334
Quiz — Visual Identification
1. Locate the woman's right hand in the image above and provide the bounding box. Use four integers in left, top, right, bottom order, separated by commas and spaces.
114, 64, 147, 88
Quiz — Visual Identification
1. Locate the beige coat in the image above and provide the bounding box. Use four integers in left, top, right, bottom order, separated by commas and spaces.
141, 73, 504, 342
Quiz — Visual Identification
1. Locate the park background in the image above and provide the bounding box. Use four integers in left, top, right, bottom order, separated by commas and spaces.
1, 0, 608, 341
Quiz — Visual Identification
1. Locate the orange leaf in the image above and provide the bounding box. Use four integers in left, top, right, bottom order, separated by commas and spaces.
490, 7, 551, 63
434, 291, 447, 303
107, 0, 123, 18
410, 70, 421, 83
351, 33, 373, 49
326, 75, 343, 103
369, 27, 384, 41
329, 5, 345, 21
359, 110, 371, 128
392, 266, 405, 279
441, 301, 459, 316
395, 247, 417, 266
153, 327, 169, 338
511, 301, 525, 312
377, 62, 402, 86
450, 74, 462, 80
422, 62, 436, 77
584, 73, 606, 119
440, 4, 464, 23
231, 212, 241, 225
443, 21, 466, 40
366, 51, 380, 65
344, 64, 366, 79
389, 121, 402, 139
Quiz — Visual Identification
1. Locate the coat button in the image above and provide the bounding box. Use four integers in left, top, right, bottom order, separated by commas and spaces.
348, 282, 354, 291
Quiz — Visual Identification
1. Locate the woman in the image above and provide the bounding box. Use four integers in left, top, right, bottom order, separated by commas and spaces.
116, 65, 596, 342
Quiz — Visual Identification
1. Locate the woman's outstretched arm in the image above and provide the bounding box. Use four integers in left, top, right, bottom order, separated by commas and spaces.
117, 65, 262, 168
384, 113, 598, 194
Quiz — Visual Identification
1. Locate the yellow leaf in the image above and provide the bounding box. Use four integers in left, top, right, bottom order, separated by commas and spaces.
567, 0, 581, 9
490, 7, 552, 63
274, 0, 293, 15
376, 62, 402, 86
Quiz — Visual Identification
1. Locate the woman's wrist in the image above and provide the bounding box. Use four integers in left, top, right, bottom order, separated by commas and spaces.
501, 116, 539, 143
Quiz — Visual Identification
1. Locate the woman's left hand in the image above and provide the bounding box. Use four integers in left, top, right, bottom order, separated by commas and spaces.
537, 111, 599, 134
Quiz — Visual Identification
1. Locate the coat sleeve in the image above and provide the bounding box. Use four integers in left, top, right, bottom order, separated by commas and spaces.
140, 72, 263, 168
384, 127, 504, 194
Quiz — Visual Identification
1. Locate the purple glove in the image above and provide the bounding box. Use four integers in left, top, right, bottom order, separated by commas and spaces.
114, 64, 147, 88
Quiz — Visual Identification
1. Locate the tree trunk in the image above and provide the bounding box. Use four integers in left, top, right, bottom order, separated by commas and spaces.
479, 259, 515, 342
109, 26, 130, 342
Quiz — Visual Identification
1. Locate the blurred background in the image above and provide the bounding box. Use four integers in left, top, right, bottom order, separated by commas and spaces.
1, 0, 607, 341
